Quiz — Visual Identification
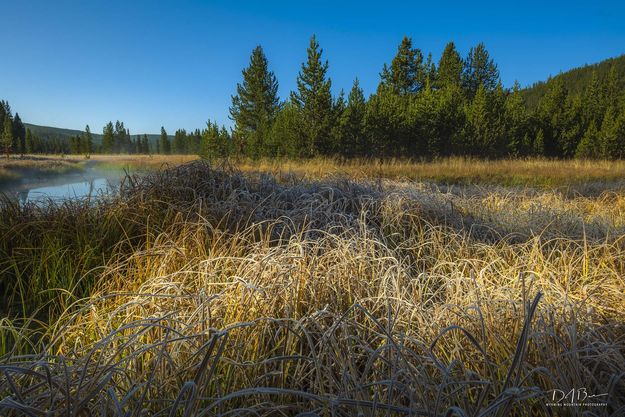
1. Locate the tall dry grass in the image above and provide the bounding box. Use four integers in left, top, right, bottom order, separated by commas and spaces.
235, 156, 625, 190
0, 161, 624, 416
0, 156, 84, 184
90, 154, 199, 171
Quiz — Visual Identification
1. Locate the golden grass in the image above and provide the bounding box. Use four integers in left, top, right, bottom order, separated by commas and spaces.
0, 155, 84, 183
1, 161, 624, 415
5, 155, 625, 189
89, 154, 199, 171
0, 154, 198, 185
235, 157, 625, 189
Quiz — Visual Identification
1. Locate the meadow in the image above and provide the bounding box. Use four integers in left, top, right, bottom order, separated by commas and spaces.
0, 154, 199, 185
0, 157, 624, 416
5, 154, 625, 189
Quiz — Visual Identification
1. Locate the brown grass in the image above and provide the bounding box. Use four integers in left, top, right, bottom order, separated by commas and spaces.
89, 154, 199, 171
235, 157, 625, 189
0, 155, 84, 183
6, 155, 625, 189
0, 160, 624, 415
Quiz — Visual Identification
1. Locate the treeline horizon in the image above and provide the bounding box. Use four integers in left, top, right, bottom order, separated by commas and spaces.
2, 36, 625, 159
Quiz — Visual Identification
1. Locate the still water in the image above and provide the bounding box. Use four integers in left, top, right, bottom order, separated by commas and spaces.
17, 177, 113, 204
1, 168, 127, 205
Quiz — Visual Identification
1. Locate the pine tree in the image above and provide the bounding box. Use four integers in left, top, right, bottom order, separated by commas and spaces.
576, 120, 600, 158
462, 43, 500, 98
336, 79, 366, 157
436, 83, 466, 156
0, 101, 11, 137
537, 78, 569, 156
12, 113, 25, 155
612, 109, 625, 159
269, 103, 303, 157
201, 122, 216, 159
25, 128, 34, 154
125, 128, 132, 153
159, 127, 170, 154
114, 121, 124, 153
329, 89, 346, 154
83, 125, 93, 156
193, 129, 203, 154
465, 84, 488, 156
364, 88, 409, 157
102, 122, 114, 153
464, 83, 503, 157
2, 115, 13, 158
219, 126, 232, 158
142, 134, 149, 154
200, 121, 230, 159
134, 135, 140, 154
491, 83, 508, 156
133, 135, 140, 154
69, 135, 81, 154
599, 106, 623, 159
173, 129, 187, 154
290, 35, 334, 156
533, 129, 545, 156
436, 41, 463, 89
0, 101, 6, 130
582, 71, 605, 128
230, 46, 280, 158
556, 95, 584, 157
505, 81, 529, 156
408, 80, 439, 157
424, 53, 437, 85
604, 65, 621, 110
380, 36, 424, 95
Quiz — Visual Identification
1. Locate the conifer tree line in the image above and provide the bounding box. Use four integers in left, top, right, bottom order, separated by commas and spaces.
0, 105, 229, 157
1, 100, 91, 155
229, 36, 625, 159
2, 36, 624, 159
1, 101, 26, 158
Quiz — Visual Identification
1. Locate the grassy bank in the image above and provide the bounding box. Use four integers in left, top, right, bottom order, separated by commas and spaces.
0, 160, 624, 415
0, 156, 86, 185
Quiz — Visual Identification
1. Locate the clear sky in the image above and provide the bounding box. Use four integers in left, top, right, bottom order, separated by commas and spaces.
2, 0, 624, 134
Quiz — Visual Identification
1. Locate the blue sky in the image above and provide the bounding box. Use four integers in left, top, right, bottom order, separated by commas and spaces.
1, 1, 624, 134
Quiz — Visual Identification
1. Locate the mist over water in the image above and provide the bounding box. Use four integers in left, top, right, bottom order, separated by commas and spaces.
0, 166, 127, 205
17, 178, 112, 204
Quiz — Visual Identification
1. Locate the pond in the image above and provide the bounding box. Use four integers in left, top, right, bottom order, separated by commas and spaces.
16, 177, 114, 204
0, 167, 129, 205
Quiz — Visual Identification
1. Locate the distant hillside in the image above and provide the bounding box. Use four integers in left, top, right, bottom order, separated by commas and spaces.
521, 54, 625, 109
24, 123, 168, 145
24, 123, 103, 143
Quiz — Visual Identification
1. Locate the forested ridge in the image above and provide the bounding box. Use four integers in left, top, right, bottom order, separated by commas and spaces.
2, 36, 624, 159
522, 54, 625, 109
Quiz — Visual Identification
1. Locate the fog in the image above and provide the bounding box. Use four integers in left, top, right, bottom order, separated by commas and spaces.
0, 166, 127, 205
